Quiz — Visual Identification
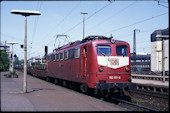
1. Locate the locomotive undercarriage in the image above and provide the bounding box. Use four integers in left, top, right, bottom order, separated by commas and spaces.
46, 76, 133, 100
95, 82, 131, 98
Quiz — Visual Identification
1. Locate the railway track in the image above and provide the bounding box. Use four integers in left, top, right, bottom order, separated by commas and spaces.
111, 96, 159, 111
127, 89, 169, 99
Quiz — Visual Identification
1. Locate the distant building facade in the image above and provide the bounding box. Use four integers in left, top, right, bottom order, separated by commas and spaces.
0, 41, 9, 51
131, 53, 151, 73
150, 27, 169, 72
29, 56, 46, 66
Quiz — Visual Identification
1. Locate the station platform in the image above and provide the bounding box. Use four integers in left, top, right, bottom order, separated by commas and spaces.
132, 78, 169, 88
1, 71, 126, 111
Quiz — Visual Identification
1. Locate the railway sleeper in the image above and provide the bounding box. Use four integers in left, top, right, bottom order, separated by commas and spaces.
136, 84, 169, 94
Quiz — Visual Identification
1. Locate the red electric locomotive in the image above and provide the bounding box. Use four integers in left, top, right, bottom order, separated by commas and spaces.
46, 35, 132, 97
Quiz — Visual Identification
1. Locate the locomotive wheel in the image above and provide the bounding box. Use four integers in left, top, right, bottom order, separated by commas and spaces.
62, 81, 67, 86
54, 79, 59, 85
67, 81, 73, 89
46, 76, 50, 82
80, 84, 88, 93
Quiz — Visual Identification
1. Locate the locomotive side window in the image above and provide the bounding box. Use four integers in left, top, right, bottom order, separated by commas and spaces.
75, 47, 80, 58
64, 51, 68, 60
60, 52, 64, 60
116, 46, 128, 56
97, 45, 111, 55
68, 48, 80, 59
68, 49, 75, 59
56, 53, 59, 61
50, 54, 55, 61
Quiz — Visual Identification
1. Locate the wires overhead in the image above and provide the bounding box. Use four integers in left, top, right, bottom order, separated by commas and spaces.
85, 1, 136, 36
63, 1, 113, 35
42, 1, 81, 42
31, 1, 42, 44
42, 1, 113, 48
102, 12, 168, 35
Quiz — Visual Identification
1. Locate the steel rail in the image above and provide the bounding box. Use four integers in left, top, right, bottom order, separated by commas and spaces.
111, 97, 159, 111
127, 89, 169, 99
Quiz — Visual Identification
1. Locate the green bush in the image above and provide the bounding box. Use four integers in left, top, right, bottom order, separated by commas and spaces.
0, 50, 9, 71
4, 71, 18, 78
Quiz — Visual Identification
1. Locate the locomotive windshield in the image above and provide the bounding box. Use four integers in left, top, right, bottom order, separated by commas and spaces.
116, 45, 128, 56
97, 45, 111, 56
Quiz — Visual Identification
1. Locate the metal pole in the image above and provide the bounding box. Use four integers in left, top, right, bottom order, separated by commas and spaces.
11, 44, 14, 77
133, 29, 136, 72
80, 12, 88, 39
83, 14, 85, 39
162, 38, 165, 82
23, 16, 27, 93
9, 53, 11, 71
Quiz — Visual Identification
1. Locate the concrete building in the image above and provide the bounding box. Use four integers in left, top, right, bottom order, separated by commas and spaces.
29, 56, 45, 66
0, 41, 10, 51
131, 52, 151, 73
150, 27, 169, 72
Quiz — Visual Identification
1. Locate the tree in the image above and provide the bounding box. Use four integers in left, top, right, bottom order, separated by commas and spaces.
14, 55, 21, 66
0, 50, 9, 71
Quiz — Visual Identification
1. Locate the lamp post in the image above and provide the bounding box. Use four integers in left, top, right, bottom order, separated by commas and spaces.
11, 10, 40, 93
156, 35, 169, 82
80, 12, 88, 39
6, 50, 13, 72
6, 42, 18, 74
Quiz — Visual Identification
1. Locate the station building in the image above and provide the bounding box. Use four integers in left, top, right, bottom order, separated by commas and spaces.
150, 27, 169, 73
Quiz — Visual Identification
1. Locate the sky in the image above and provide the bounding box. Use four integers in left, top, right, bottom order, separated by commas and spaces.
1, 0, 169, 60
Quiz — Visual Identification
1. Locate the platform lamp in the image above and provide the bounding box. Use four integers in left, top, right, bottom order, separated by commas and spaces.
6, 42, 18, 75
11, 10, 40, 93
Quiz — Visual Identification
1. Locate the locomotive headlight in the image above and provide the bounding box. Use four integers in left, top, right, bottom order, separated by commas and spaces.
110, 38, 115, 44
125, 66, 130, 72
99, 66, 104, 72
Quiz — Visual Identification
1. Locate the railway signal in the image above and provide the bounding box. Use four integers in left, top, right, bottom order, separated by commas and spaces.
45, 46, 48, 55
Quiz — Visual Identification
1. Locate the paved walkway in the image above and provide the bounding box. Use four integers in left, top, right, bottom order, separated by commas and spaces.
132, 78, 169, 88
1, 71, 126, 111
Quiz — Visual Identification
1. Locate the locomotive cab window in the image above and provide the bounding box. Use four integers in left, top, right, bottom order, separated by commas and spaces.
97, 45, 111, 55
116, 46, 128, 56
